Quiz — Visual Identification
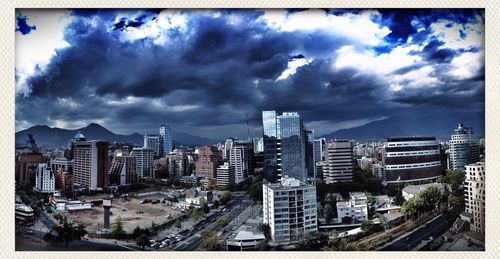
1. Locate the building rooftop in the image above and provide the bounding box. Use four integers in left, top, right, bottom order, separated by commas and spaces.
387, 136, 436, 142
402, 183, 444, 195
350, 192, 367, 200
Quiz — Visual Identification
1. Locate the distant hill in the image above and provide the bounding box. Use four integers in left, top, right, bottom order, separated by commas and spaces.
15, 123, 218, 148
321, 113, 484, 142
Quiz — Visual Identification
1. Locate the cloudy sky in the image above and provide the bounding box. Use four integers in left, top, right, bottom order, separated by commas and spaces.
15, 9, 484, 139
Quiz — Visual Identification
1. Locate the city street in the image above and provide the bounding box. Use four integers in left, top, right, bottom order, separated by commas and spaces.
379, 215, 449, 251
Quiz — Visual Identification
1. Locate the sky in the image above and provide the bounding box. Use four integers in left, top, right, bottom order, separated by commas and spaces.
15, 9, 485, 139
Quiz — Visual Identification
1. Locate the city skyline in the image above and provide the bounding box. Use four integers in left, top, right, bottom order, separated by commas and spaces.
15, 9, 484, 140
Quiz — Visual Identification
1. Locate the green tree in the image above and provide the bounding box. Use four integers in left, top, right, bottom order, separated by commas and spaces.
393, 192, 405, 206
111, 216, 126, 239
323, 204, 334, 223
360, 220, 375, 233
44, 218, 87, 246
200, 230, 221, 251
216, 216, 229, 227
190, 208, 200, 221
219, 191, 231, 205
401, 197, 419, 219
213, 200, 220, 208
258, 223, 271, 240
202, 203, 210, 214
174, 218, 182, 229
136, 234, 150, 251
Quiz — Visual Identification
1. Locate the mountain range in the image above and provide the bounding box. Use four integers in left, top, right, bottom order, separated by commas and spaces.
321, 113, 484, 141
15, 123, 218, 148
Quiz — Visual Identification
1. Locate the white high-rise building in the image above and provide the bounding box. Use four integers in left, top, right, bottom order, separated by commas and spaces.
229, 144, 250, 183
131, 148, 154, 178
464, 162, 485, 234
216, 162, 235, 188
263, 176, 317, 243
323, 140, 354, 183
449, 123, 480, 171
35, 163, 55, 193
143, 134, 160, 156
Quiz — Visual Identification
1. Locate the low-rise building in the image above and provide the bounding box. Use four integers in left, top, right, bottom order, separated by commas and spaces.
402, 183, 445, 200
336, 192, 368, 223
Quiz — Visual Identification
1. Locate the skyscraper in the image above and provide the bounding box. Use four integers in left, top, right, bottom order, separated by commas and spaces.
323, 140, 354, 183
108, 153, 137, 186
262, 110, 279, 181
131, 147, 154, 179
449, 123, 480, 171
159, 124, 173, 157
262, 110, 314, 182
73, 138, 109, 190
143, 134, 160, 157
229, 139, 253, 182
195, 146, 222, 179
314, 138, 326, 163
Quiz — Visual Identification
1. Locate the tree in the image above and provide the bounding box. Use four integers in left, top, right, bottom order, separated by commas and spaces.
136, 234, 150, 251
323, 204, 334, 223
360, 220, 375, 233
174, 218, 182, 229
132, 226, 142, 238
190, 208, 200, 221
258, 223, 271, 240
393, 192, 405, 206
202, 203, 210, 214
200, 230, 221, 251
44, 218, 87, 246
213, 200, 220, 208
150, 221, 158, 233
219, 191, 231, 205
217, 216, 229, 227
111, 216, 126, 239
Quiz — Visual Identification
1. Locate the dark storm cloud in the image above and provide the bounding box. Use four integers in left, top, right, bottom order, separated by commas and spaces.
15, 13, 36, 35
16, 9, 485, 139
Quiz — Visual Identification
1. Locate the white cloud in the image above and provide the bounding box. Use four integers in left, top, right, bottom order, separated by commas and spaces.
276, 57, 312, 81
447, 50, 484, 80
389, 65, 439, 91
260, 9, 391, 46
114, 10, 188, 45
429, 17, 484, 50
334, 44, 422, 75
16, 10, 74, 95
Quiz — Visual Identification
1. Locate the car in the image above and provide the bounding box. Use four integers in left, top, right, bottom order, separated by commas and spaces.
150, 242, 157, 247
422, 223, 428, 228
25, 229, 34, 234
216, 232, 223, 237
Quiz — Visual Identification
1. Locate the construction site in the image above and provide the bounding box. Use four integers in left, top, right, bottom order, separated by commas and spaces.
64, 193, 182, 232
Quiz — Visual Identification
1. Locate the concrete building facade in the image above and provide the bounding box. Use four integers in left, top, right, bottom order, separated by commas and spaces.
263, 176, 317, 243
323, 140, 354, 183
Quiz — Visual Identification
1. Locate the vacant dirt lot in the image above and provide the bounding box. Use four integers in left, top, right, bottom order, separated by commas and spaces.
65, 196, 181, 232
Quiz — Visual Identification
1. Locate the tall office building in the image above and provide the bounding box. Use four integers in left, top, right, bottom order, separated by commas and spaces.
168, 149, 188, 178
159, 124, 173, 157
229, 139, 253, 182
144, 134, 160, 157
108, 154, 137, 186
216, 162, 235, 188
449, 124, 480, 171
263, 176, 318, 243
463, 162, 485, 234
195, 146, 222, 179
34, 163, 55, 193
304, 130, 316, 182
16, 153, 44, 186
72, 137, 109, 190
382, 136, 443, 184
131, 147, 154, 179
323, 140, 354, 183
223, 138, 234, 160
253, 137, 264, 153
314, 138, 326, 163
262, 110, 314, 182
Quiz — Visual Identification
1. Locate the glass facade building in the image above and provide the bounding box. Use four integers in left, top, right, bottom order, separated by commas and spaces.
262, 110, 314, 182
449, 123, 480, 171
159, 124, 173, 157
